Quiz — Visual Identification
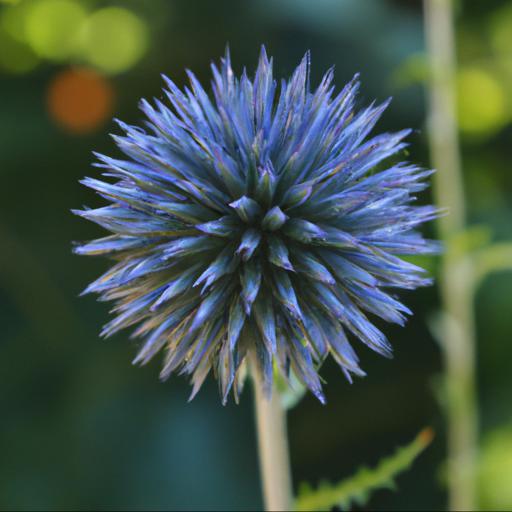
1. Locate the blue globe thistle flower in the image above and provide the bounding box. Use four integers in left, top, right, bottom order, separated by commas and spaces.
74, 48, 439, 404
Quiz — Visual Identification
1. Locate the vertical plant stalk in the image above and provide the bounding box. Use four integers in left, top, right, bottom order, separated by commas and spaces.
423, 0, 478, 510
251, 355, 293, 512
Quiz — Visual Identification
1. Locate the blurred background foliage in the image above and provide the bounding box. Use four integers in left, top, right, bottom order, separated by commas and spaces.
0, 0, 511, 510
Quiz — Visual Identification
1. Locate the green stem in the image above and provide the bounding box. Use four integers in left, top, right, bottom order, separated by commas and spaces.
251, 355, 293, 511
423, 1, 478, 510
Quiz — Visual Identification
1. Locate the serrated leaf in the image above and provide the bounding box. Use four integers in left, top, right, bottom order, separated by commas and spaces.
295, 428, 434, 511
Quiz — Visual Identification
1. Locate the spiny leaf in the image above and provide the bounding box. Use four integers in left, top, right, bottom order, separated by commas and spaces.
295, 428, 434, 512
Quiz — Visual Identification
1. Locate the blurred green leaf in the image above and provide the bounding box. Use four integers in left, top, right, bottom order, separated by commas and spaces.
295, 428, 434, 511
448, 224, 493, 259
473, 242, 512, 286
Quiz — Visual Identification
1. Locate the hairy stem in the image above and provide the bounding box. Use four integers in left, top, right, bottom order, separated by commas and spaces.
423, 0, 478, 510
251, 356, 293, 511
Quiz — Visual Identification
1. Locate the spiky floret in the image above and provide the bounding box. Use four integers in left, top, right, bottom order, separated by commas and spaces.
74, 47, 439, 404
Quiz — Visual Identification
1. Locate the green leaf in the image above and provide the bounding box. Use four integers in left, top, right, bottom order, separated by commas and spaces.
448, 224, 493, 259
472, 242, 512, 286
295, 428, 434, 512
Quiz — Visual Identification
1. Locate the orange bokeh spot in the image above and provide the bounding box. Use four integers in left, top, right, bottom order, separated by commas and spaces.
47, 67, 114, 134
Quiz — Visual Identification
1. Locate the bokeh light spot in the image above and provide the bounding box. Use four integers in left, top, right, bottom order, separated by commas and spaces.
25, 0, 87, 60
0, 29, 39, 74
457, 67, 507, 137
47, 67, 114, 134
79, 7, 148, 74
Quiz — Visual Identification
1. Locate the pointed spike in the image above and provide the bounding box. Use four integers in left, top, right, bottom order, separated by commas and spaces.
293, 251, 336, 285
261, 206, 288, 231
271, 268, 303, 320
253, 293, 277, 354
229, 196, 262, 223
195, 216, 241, 237
240, 258, 262, 315
227, 296, 246, 350
236, 228, 261, 261
282, 218, 325, 243
282, 182, 313, 209
267, 234, 294, 271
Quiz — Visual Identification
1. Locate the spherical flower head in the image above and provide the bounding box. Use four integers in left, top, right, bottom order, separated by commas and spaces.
74, 47, 439, 404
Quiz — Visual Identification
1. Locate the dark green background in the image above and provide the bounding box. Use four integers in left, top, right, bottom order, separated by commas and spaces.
1, 0, 511, 510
